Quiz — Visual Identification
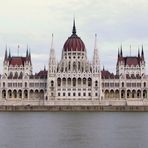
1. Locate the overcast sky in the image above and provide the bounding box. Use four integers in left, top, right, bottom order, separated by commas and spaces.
0, 0, 148, 74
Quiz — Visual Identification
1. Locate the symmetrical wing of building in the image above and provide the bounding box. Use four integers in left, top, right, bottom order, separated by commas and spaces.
0, 20, 147, 101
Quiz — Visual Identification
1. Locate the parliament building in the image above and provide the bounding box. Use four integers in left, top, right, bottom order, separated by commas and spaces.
0, 20, 147, 103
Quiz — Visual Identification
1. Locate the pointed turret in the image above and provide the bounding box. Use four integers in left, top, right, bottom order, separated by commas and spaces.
72, 18, 76, 35
48, 34, 56, 73
93, 34, 100, 73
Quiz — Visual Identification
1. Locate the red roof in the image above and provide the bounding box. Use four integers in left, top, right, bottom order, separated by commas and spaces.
9, 57, 27, 66
35, 69, 47, 78
63, 34, 85, 52
117, 56, 142, 67
125, 57, 140, 66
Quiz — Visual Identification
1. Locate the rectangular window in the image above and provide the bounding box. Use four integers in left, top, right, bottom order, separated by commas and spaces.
63, 93, 65, 96
58, 93, 60, 96
78, 93, 81, 96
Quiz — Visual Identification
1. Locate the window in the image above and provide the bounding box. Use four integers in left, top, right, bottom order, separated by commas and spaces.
73, 93, 76, 96
3, 82, 5, 87
51, 81, 54, 87
144, 82, 146, 87
68, 93, 70, 96
95, 93, 98, 96
25, 82, 27, 87
122, 82, 124, 87
83, 78, 86, 85
83, 93, 86, 96
88, 93, 91, 96
78, 93, 81, 96
95, 81, 98, 87
63, 93, 65, 96
58, 93, 60, 96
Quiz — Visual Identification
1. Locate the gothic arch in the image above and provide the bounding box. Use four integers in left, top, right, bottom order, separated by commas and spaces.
24, 90, 28, 99
8, 90, 12, 98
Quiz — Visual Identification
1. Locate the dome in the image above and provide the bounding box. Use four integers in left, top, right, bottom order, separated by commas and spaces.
63, 20, 85, 52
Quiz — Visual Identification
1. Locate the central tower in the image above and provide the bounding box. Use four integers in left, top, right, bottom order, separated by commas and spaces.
47, 19, 102, 103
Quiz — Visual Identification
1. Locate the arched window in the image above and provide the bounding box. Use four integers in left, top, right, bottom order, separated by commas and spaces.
73, 78, 76, 87
83, 78, 86, 85
25, 82, 27, 87
3, 82, 5, 87
73, 62, 76, 71
51, 80, 54, 87
122, 82, 124, 87
14, 72, 18, 79
88, 78, 92, 87
144, 82, 146, 87
57, 78, 61, 87
95, 81, 98, 87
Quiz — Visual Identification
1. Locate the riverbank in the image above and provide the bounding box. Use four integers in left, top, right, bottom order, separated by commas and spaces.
0, 100, 148, 112
0, 105, 148, 112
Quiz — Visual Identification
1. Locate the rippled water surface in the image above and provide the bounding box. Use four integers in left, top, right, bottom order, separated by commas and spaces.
0, 112, 148, 148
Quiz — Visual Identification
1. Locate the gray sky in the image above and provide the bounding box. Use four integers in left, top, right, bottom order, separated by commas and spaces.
0, 0, 148, 74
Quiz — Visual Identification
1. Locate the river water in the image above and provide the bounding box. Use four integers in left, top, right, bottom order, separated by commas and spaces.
0, 112, 148, 148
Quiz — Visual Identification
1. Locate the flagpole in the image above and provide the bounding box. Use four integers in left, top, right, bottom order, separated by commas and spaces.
18, 45, 19, 56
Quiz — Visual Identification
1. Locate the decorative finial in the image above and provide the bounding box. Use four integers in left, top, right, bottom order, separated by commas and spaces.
72, 18, 76, 35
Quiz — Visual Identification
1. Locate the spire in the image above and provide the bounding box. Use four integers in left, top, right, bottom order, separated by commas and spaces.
29, 48, 32, 64
8, 48, 11, 58
48, 34, 56, 73
120, 44, 123, 57
26, 45, 29, 57
72, 18, 76, 35
93, 34, 100, 73
141, 45, 144, 60
44, 65, 46, 71
4, 45, 8, 61
138, 47, 140, 58
118, 48, 120, 58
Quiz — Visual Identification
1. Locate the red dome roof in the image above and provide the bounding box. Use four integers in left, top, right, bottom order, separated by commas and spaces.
63, 34, 85, 51
63, 19, 85, 52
